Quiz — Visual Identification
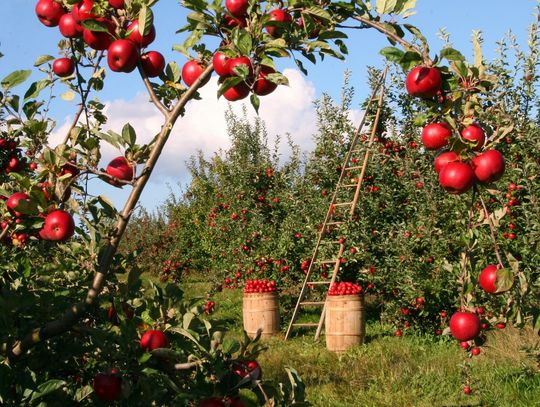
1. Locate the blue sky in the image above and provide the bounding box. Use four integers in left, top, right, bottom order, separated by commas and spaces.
1, 1, 538, 211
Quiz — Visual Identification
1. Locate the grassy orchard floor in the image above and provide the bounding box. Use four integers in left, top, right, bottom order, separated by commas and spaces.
181, 274, 540, 407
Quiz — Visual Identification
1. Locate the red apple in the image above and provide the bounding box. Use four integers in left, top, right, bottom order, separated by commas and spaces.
6, 192, 32, 218
39, 209, 75, 241
222, 82, 250, 101
434, 150, 459, 173
72, 0, 96, 22
225, 56, 253, 78
439, 161, 475, 194
253, 66, 278, 96
182, 60, 207, 87
35, 0, 65, 27
53, 58, 75, 77
93, 372, 122, 402
107, 39, 139, 73
140, 330, 169, 351
461, 124, 485, 151
106, 156, 134, 184
265, 9, 293, 38
226, 0, 249, 17
449, 312, 481, 341
108, 0, 125, 9
82, 18, 115, 50
471, 149, 505, 184
127, 20, 156, 48
212, 51, 230, 76
478, 264, 499, 294
405, 66, 442, 98
59, 13, 83, 38
223, 14, 247, 28
199, 398, 225, 407
421, 122, 452, 150
141, 51, 165, 78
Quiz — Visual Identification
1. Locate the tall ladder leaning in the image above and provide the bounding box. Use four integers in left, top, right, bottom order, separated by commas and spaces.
284, 67, 388, 341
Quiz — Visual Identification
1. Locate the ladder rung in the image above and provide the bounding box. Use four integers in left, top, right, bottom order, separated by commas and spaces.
334, 202, 353, 206
300, 301, 325, 306
308, 281, 331, 285
326, 221, 344, 226
319, 259, 338, 264
344, 165, 363, 171
320, 240, 341, 244
338, 184, 357, 188
292, 323, 319, 327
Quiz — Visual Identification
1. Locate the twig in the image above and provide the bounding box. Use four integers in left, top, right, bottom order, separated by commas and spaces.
174, 361, 202, 370
137, 64, 170, 117
6, 65, 215, 362
477, 189, 505, 268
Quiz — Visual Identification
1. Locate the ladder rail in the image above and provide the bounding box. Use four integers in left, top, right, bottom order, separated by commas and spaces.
284, 68, 389, 341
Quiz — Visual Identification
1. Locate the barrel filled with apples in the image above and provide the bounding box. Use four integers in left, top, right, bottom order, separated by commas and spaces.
325, 282, 365, 352
242, 279, 280, 338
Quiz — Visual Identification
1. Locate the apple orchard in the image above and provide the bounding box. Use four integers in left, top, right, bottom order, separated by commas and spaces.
1, 0, 539, 406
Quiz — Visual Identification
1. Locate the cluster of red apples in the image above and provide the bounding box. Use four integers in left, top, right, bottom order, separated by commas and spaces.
243, 279, 277, 293
36, 0, 165, 78
328, 281, 363, 296
406, 66, 505, 195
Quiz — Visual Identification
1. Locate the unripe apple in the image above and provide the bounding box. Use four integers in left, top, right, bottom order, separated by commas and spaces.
438, 161, 475, 194
35, 0, 65, 27
39, 209, 75, 241
421, 122, 452, 150
53, 58, 75, 78
141, 51, 165, 78
406, 66, 442, 98
107, 39, 139, 73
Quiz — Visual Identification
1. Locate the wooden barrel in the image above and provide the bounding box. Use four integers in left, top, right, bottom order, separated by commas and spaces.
243, 292, 280, 338
325, 294, 365, 352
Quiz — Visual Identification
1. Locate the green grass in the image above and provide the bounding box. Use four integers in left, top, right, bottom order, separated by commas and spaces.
182, 274, 540, 407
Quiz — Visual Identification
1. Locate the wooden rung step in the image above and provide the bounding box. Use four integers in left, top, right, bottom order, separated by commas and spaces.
325, 221, 344, 226
337, 184, 358, 188
292, 323, 319, 327
333, 202, 353, 207
308, 281, 331, 285
344, 165, 363, 171
300, 301, 325, 306
319, 259, 338, 264
319, 240, 341, 245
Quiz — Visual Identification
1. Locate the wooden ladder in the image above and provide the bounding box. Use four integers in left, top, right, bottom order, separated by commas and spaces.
284, 68, 388, 341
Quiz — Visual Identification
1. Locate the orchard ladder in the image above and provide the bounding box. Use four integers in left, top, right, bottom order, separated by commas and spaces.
284, 68, 388, 341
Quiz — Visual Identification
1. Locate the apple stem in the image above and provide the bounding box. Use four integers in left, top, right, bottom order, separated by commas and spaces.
477, 190, 505, 268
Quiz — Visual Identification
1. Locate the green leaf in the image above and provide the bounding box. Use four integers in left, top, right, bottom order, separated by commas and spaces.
237, 389, 259, 407
222, 338, 240, 354
165, 62, 181, 83
98, 195, 117, 216
380, 46, 404, 63
24, 79, 52, 101
34, 55, 54, 67
440, 47, 465, 62
2, 70, 32, 90
81, 19, 110, 32
217, 76, 243, 98
495, 268, 514, 293
121, 123, 137, 147
31, 380, 66, 402
303, 6, 332, 22
139, 6, 154, 36
376, 0, 398, 14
